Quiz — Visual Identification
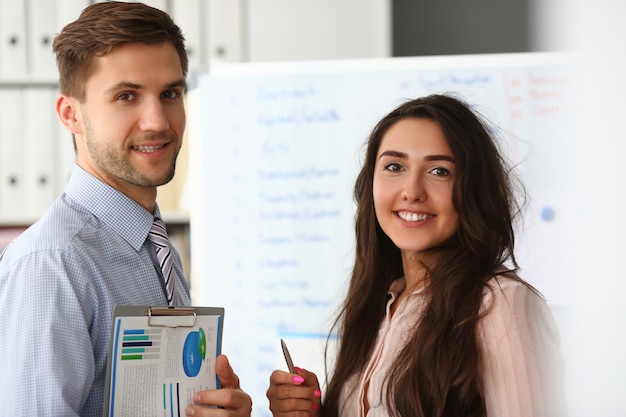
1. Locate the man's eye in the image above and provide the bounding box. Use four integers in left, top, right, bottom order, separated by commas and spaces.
117, 93, 135, 101
162, 90, 180, 99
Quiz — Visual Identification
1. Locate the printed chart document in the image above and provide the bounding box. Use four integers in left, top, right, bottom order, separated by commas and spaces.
102, 306, 224, 417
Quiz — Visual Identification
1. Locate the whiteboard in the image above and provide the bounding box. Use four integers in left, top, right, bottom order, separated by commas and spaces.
187, 53, 576, 416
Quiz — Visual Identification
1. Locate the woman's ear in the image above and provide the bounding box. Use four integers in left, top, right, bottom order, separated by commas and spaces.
56, 94, 82, 135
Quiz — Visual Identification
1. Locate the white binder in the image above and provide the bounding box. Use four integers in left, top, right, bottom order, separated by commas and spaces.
171, 0, 204, 72
206, 0, 244, 62
54, 91, 75, 198
55, 0, 90, 25
26, 0, 57, 78
141, 0, 168, 12
23, 87, 57, 221
0, 0, 27, 78
0, 88, 25, 222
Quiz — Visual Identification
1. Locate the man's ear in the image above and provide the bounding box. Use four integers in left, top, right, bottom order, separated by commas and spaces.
56, 94, 83, 135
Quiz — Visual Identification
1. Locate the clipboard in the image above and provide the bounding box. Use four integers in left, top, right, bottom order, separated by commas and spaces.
102, 305, 224, 417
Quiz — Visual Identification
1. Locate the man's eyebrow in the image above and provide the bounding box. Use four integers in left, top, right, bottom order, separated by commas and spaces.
105, 81, 141, 94
105, 79, 187, 94
166, 79, 187, 90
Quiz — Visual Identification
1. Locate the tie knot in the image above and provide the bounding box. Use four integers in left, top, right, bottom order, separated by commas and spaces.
147, 217, 169, 245
147, 216, 176, 306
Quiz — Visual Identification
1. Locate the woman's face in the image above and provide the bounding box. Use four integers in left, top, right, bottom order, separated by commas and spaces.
373, 118, 460, 257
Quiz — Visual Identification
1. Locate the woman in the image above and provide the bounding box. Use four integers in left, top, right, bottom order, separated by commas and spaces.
266, 94, 566, 417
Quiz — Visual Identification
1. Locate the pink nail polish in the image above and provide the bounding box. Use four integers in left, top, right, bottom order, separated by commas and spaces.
314, 389, 322, 397
294, 366, 304, 373
292, 375, 305, 384
313, 403, 319, 410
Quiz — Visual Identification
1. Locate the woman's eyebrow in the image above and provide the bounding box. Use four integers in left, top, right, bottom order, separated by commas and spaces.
425, 154, 455, 163
378, 150, 408, 160
379, 150, 455, 163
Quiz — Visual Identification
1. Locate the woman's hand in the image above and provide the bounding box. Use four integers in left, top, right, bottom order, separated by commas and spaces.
266, 367, 322, 417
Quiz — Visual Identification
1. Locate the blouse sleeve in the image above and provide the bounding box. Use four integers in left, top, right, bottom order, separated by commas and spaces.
478, 278, 568, 417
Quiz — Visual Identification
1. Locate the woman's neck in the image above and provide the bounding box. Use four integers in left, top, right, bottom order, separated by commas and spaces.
400, 250, 441, 292
390, 257, 429, 317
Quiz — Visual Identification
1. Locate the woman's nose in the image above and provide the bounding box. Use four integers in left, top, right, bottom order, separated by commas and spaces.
401, 174, 426, 202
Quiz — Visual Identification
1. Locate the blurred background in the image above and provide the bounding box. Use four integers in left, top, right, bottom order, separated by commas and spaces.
0, 0, 567, 250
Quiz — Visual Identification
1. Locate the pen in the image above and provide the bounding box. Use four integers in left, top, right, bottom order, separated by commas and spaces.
280, 338, 296, 374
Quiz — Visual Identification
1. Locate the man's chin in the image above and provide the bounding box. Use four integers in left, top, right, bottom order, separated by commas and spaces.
146, 165, 176, 188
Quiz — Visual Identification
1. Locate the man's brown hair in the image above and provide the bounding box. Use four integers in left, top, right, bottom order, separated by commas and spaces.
53, 1, 188, 102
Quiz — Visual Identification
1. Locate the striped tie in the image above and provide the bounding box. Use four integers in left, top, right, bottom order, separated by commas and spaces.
147, 217, 176, 306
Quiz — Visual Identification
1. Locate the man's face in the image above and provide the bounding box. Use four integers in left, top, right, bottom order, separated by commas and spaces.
71, 42, 186, 204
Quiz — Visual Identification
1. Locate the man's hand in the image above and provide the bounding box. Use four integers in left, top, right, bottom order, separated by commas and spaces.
185, 354, 253, 416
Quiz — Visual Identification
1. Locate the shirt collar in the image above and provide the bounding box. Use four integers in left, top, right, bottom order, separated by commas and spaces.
388, 277, 406, 300
65, 165, 157, 252
387, 276, 428, 299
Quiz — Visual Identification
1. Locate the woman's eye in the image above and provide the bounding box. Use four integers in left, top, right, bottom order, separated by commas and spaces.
430, 167, 451, 176
384, 162, 403, 172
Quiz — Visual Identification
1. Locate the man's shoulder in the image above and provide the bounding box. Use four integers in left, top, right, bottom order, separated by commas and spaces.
1, 194, 95, 262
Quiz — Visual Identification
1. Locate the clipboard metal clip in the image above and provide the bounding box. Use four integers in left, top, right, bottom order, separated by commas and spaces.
147, 307, 197, 328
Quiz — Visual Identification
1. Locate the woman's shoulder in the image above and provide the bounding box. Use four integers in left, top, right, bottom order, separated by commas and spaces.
485, 273, 539, 294
482, 273, 546, 314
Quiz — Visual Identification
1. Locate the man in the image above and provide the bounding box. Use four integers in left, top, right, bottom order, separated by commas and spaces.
0, 2, 252, 416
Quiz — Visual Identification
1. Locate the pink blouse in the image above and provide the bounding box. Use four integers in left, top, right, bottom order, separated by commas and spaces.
338, 276, 566, 417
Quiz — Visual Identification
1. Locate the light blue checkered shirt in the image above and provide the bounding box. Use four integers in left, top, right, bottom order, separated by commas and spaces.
0, 165, 190, 416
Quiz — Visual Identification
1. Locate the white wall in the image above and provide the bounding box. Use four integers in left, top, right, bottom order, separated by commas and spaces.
531, 1, 626, 415
244, 0, 391, 61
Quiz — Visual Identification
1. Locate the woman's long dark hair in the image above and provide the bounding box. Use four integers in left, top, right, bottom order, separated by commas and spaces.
323, 94, 530, 417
